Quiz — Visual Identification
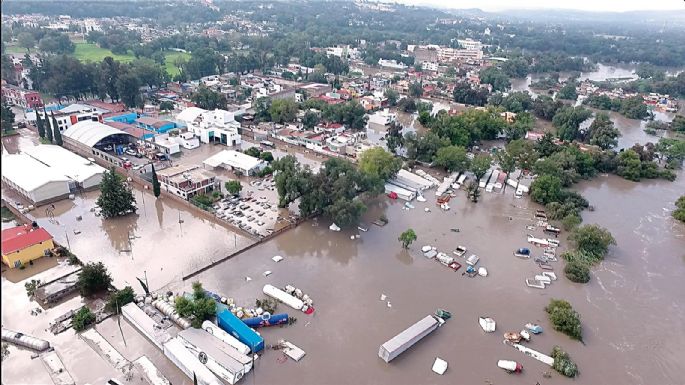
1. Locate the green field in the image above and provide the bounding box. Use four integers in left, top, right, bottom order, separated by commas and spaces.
71, 43, 190, 77
4, 45, 29, 55
72, 42, 135, 62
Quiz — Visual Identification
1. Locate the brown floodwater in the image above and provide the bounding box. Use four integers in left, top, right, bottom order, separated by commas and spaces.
154, 168, 684, 385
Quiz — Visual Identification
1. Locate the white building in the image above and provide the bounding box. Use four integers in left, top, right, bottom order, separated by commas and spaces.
146, 136, 180, 155
326, 45, 360, 60
22, 145, 106, 190
437, 46, 483, 62
367, 109, 397, 131
172, 132, 200, 150
456, 39, 483, 51
157, 165, 217, 200
203, 150, 267, 176
421, 61, 439, 72
378, 59, 408, 69
176, 107, 241, 146
1, 153, 71, 205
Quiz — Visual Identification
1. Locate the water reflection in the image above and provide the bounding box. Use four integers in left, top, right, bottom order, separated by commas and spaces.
100, 214, 140, 253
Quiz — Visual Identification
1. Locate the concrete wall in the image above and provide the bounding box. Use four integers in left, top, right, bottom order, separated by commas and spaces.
2, 238, 55, 268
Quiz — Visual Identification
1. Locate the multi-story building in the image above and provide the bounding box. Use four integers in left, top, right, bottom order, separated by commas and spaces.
1, 83, 43, 109
437, 47, 483, 63
157, 165, 217, 200
176, 107, 242, 146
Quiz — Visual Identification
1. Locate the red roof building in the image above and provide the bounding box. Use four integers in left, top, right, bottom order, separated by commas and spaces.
2, 225, 54, 268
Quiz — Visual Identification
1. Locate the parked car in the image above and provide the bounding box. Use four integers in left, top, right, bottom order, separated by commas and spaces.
103, 145, 113, 151
125, 149, 137, 156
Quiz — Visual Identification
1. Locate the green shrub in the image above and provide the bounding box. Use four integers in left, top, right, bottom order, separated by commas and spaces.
72, 306, 96, 331
551, 346, 578, 377
545, 299, 583, 341
106, 286, 135, 313
562, 214, 582, 230
564, 261, 590, 283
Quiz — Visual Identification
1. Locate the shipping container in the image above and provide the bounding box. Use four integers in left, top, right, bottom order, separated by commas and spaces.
379, 315, 444, 363
217, 310, 265, 352
121, 303, 171, 350
163, 338, 222, 385
177, 329, 245, 384
202, 321, 251, 355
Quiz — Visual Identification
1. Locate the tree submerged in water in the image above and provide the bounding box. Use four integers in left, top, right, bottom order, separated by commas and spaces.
551, 346, 578, 377
398, 228, 417, 249
97, 168, 136, 218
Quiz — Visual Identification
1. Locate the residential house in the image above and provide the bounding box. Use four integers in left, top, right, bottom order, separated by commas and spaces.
157, 165, 217, 200
176, 107, 241, 146
1, 82, 43, 109
1, 225, 54, 269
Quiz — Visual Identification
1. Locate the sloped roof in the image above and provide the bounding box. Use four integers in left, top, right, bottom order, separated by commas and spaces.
1, 226, 53, 254
62, 120, 133, 147
176, 107, 206, 123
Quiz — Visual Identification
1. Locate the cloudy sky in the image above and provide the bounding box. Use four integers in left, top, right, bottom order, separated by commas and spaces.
395, 0, 685, 12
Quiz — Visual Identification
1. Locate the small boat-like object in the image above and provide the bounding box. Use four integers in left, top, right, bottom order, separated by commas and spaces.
519, 329, 531, 341
534, 210, 547, 220
478, 267, 488, 277
534, 274, 552, 286
504, 332, 522, 343
537, 262, 554, 271
329, 223, 341, 232
479, 317, 496, 332
525, 323, 543, 334
450, 228, 460, 233
506, 342, 553, 367
527, 234, 550, 247
514, 248, 531, 258
541, 271, 557, 281
404, 202, 415, 209
497, 360, 523, 373
465, 254, 480, 266
546, 238, 560, 247
453, 245, 467, 257
525, 279, 545, 289
544, 225, 561, 235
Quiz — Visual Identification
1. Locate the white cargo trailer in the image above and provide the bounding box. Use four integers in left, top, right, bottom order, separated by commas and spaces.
379, 315, 445, 363
263, 284, 304, 310
177, 329, 245, 384
163, 338, 223, 385
202, 321, 251, 355
121, 303, 171, 350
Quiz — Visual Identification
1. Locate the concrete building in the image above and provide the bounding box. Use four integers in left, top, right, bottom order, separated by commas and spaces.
146, 136, 181, 155
367, 109, 397, 131
157, 165, 217, 200
1, 225, 55, 268
135, 116, 176, 134
203, 150, 267, 176
176, 107, 241, 146
1, 153, 71, 205
456, 39, 483, 51
378, 59, 408, 69
437, 46, 483, 63
1, 83, 43, 109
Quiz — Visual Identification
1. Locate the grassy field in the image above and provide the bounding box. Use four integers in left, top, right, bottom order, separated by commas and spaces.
72, 42, 135, 63
71, 43, 190, 77
4, 45, 29, 55
162, 51, 190, 77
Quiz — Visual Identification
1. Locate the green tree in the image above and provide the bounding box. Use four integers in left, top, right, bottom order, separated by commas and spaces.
569, 224, 616, 260
557, 83, 578, 100
151, 164, 161, 198
45, 112, 54, 143
553, 106, 592, 141
159, 100, 175, 111
35, 110, 46, 139
435, 145, 470, 173
78, 262, 112, 297
302, 111, 319, 129
399, 228, 417, 249
384, 89, 399, 106
358, 147, 402, 183
224, 180, 242, 196
1, 97, 15, 134
545, 299, 582, 341
174, 282, 217, 328
244, 147, 261, 158
587, 112, 620, 149
17, 32, 36, 53
51, 112, 62, 146
479, 67, 510, 92
469, 153, 492, 183
465, 180, 480, 202
551, 346, 579, 378
673, 196, 685, 223
116, 71, 143, 108
620, 96, 649, 119
72, 306, 96, 331
106, 286, 135, 313
530, 174, 562, 205
191, 86, 227, 110
269, 99, 298, 123
564, 260, 590, 283
325, 198, 366, 227
260, 151, 274, 162
616, 149, 643, 181
97, 168, 137, 218
408, 81, 423, 97
496, 150, 516, 193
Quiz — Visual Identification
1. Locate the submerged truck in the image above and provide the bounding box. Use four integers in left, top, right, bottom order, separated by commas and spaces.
217, 310, 264, 352
177, 329, 245, 384
163, 338, 222, 385
378, 311, 450, 363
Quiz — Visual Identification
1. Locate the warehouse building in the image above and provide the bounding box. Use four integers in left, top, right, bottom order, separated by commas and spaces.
1, 153, 71, 205
23, 145, 106, 190
62, 121, 137, 167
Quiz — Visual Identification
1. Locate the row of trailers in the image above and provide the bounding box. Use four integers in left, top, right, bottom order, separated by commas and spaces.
384, 169, 437, 201
121, 302, 262, 385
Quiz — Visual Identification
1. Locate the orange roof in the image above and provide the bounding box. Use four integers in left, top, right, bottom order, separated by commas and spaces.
1, 225, 53, 255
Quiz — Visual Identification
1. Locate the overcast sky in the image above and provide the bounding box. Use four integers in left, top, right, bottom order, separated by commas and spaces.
395, 0, 685, 12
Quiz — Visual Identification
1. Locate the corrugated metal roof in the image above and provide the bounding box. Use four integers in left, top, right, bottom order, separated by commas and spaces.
62, 120, 132, 147
23, 145, 106, 184
1, 153, 71, 191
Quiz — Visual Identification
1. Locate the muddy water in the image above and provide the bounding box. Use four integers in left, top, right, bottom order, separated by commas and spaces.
6, 185, 255, 291
158, 169, 684, 385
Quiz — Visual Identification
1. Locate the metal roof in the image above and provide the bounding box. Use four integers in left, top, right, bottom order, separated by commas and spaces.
23, 145, 106, 184
62, 120, 132, 147
1, 153, 71, 191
